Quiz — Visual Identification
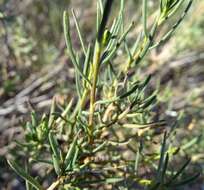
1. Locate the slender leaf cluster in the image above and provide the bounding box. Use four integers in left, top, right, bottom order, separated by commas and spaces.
7, 0, 199, 189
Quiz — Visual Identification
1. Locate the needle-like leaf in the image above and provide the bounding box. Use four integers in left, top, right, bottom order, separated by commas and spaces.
7, 160, 43, 190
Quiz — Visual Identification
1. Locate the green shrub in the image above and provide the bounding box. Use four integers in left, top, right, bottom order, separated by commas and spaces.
7, 0, 200, 189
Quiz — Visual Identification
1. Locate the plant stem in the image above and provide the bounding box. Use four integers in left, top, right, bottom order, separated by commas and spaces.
88, 41, 101, 141
47, 177, 65, 190
47, 180, 60, 190
87, 0, 114, 142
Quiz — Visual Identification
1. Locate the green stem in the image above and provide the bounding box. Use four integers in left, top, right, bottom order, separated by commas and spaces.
88, 0, 114, 142
88, 41, 101, 141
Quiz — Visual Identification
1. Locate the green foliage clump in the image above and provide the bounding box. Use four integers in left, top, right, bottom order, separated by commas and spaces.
7, 0, 200, 189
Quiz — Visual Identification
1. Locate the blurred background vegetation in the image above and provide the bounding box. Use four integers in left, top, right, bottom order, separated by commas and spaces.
0, 0, 204, 189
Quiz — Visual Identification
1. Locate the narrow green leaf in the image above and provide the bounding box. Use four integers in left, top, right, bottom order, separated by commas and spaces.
7, 160, 43, 190
181, 136, 200, 150
106, 177, 124, 183
139, 75, 152, 89
93, 141, 107, 153
160, 0, 164, 13
56, 98, 73, 125
71, 146, 79, 168
168, 0, 187, 18
105, 2, 123, 51
26, 122, 35, 135
31, 159, 52, 165
134, 148, 140, 174
52, 154, 61, 176
168, 173, 200, 187
96, 0, 102, 33
48, 131, 60, 161
161, 153, 169, 183
48, 97, 56, 128
107, 20, 120, 52
122, 120, 166, 129
31, 111, 37, 127
119, 82, 139, 99
167, 158, 191, 185
131, 32, 142, 56
77, 177, 123, 185
63, 11, 91, 85
25, 163, 32, 190
102, 20, 135, 64
169, 0, 181, 10
83, 44, 91, 77
71, 9, 87, 55
65, 131, 80, 169
98, 0, 104, 15
139, 94, 157, 109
